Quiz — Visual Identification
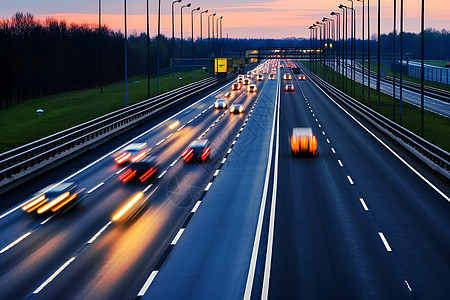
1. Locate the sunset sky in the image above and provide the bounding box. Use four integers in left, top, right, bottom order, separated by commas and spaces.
2, 0, 449, 39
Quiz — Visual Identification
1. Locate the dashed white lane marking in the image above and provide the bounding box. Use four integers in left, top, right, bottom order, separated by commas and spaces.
378, 232, 393, 252
40, 216, 53, 225
326, 139, 330, 144
347, 176, 354, 185
187, 119, 193, 124
87, 182, 104, 194
166, 133, 173, 139
405, 280, 412, 291
0, 231, 32, 254
116, 167, 127, 175
214, 170, 220, 177
315, 118, 318, 122
359, 198, 369, 211
87, 222, 112, 244
177, 125, 185, 131
338, 160, 343, 167
232, 140, 236, 145
156, 139, 165, 146
227, 148, 232, 154
33, 256, 76, 294
202, 109, 208, 113
171, 228, 185, 245
142, 184, 153, 193
331, 148, 336, 153
318, 124, 322, 128
157, 171, 167, 179
191, 201, 202, 213
170, 159, 178, 167
221, 158, 227, 164
322, 131, 326, 135
138, 271, 159, 296
204, 182, 213, 191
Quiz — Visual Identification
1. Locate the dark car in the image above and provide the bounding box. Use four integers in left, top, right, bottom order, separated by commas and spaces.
22, 182, 85, 215
285, 84, 295, 91
230, 104, 244, 114
215, 99, 228, 109
182, 139, 211, 162
119, 156, 158, 183
114, 143, 149, 165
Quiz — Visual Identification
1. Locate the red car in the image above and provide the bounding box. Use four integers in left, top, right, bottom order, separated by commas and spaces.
182, 139, 211, 162
232, 83, 241, 90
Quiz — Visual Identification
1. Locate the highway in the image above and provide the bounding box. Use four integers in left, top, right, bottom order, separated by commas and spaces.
0, 60, 449, 300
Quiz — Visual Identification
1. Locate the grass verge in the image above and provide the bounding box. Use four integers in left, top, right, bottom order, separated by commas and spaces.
0, 69, 209, 154
304, 61, 449, 151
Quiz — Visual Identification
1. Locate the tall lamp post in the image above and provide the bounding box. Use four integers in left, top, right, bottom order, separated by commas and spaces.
309, 26, 314, 69
191, 7, 200, 82
377, 0, 381, 112
180, 3, 192, 86
339, 4, 348, 93
331, 12, 341, 89
420, 0, 424, 137
172, 0, 182, 89
393, 0, 397, 121
316, 22, 325, 78
156, 0, 164, 95
348, 0, 356, 98
312, 24, 318, 73
216, 16, 223, 54
208, 13, 216, 76
357, 0, 365, 103
399, 0, 403, 124
99, 0, 103, 94
200, 9, 208, 79
124, 0, 128, 107
219, 17, 224, 54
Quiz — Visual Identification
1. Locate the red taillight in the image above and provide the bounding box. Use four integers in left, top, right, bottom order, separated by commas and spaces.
201, 147, 210, 161
182, 149, 194, 162
309, 136, 317, 155
285, 86, 288, 90
291, 136, 299, 154
115, 152, 131, 164
139, 167, 157, 182
119, 168, 136, 183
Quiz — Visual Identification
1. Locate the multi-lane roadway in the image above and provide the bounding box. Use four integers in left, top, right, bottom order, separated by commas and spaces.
0, 60, 449, 299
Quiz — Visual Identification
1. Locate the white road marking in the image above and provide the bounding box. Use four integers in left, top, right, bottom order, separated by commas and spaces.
378, 232, 392, 252
87, 182, 104, 194
0, 231, 32, 254
326, 139, 330, 144
405, 280, 412, 291
204, 182, 213, 191
221, 158, 227, 164
40, 216, 53, 225
177, 125, 185, 131
187, 119, 194, 123
347, 176, 354, 185
322, 131, 326, 135
191, 201, 202, 213
359, 198, 369, 211
309, 77, 450, 202
315, 118, 318, 122
137, 271, 159, 296
227, 148, 232, 154
33, 257, 76, 294
232, 140, 236, 145
156, 139, 165, 146
331, 148, 336, 153
87, 222, 111, 244
338, 160, 343, 167
166, 133, 173, 139
171, 229, 185, 245
157, 171, 167, 179
318, 124, 322, 128
142, 184, 153, 193
116, 167, 127, 175
170, 159, 178, 167
214, 170, 220, 177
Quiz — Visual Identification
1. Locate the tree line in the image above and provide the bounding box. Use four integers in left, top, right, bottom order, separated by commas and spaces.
1, 12, 448, 110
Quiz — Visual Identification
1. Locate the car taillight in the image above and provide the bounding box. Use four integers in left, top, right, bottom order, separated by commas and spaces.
119, 168, 136, 183
182, 149, 194, 162
201, 147, 210, 161
139, 167, 157, 182
309, 136, 317, 155
291, 136, 299, 153
300, 136, 308, 151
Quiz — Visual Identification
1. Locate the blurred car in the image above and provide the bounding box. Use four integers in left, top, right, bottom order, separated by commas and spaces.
119, 156, 158, 183
224, 92, 232, 97
285, 84, 295, 91
280, 64, 284, 69
230, 104, 244, 114
298, 74, 306, 80
232, 82, 241, 90
256, 74, 264, 81
247, 71, 253, 78
243, 78, 251, 85
283, 73, 292, 80
237, 76, 244, 83
22, 182, 85, 215
112, 192, 148, 222
271, 69, 276, 74
114, 143, 149, 165
215, 99, 228, 109
182, 139, 211, 162
248, 84, 257, 93
268, 74, 275, 80
290, 127, 317, 156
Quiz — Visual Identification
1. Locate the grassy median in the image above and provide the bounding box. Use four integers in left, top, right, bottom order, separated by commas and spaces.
304, 61, 449, 151
0, 69, 208, 154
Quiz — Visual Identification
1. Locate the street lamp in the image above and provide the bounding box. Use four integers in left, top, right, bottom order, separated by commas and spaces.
316, 21, 325, 78
377, 0, 381, 112
339, 4, 348, 93
124, 0, 128, 107
219, 17, 224, 54
156, 0, 164, 95
309, 26, 314, 69
180, 3, 191, 86
312, 24, 318, 73
400, 0, 403, 124
357, 0, 365, 103
99, 0, 103, 94
420, 0, 424, 136
393, 0, 397, 121
191, 7, 200, 82
200, 9, 208, 79
216, 16, 223, 54
208, 13, 216, 76
325, 18, 335, 85
172, 0, 182, 89
331, 12, 341, 89
348, 0, 356, 98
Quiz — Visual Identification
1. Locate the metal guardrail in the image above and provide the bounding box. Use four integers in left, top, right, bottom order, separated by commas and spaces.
0, 72, 239, 189
301, 63, 450, 177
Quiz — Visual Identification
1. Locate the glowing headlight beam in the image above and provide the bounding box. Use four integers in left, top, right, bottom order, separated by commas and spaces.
169, 121, 180, 129
112, 192, 144, 221
22, 195, 46, 212
37, 192, 70, 214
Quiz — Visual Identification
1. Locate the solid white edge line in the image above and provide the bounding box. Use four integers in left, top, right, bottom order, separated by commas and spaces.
261, 71, 281, 300
191, 200, 202, 213
1, 82, 232, 221
309, 76, 449, 202
87, 182, 104, 194
87, 222, 111, 244
347, 176, 354, 185
171, 228, 185, 245
33, 256, 76, 294
0, 231, 32, 254
137, 270, 159, 296
244, 64, 280, 300
204, 182, 213, 191
359, 198, 369, 211
378, 232, 393, 252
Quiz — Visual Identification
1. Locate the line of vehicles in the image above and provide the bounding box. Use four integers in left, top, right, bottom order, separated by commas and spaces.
20, 59, 316, 225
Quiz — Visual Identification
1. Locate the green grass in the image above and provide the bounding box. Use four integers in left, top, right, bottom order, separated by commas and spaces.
304, 61, 450, 151
0, 69, 209, 154
362, 61, 450, 92
411, 60, 448, 68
